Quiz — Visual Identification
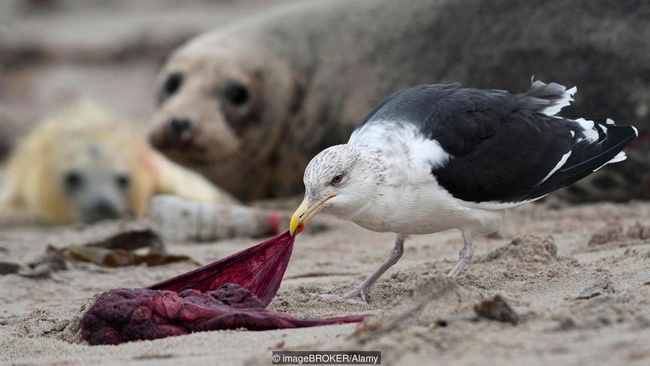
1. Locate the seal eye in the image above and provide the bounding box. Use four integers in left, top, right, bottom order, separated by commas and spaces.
224, 82, 249, 106
164, 72, 183, 95
158, 72, 183, 104
64, 171, 84, 191
331, 174, 344, 185
115, 174, 130, 190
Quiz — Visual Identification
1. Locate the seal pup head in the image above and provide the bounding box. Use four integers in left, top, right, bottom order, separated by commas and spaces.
46, 137, 133, 223
3, 101, 158, 224
149, 30, 300, 200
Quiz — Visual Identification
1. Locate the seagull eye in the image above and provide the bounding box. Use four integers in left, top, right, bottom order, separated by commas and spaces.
331, 174, 344, 185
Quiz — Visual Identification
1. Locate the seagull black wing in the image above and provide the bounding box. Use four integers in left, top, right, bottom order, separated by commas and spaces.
351, 81, 638, 205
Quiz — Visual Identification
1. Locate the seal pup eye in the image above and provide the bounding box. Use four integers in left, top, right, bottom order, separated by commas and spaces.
115, 174, 130, 190
224, 81, 249, 106
64, 171, 84, 191
331, 174, 344, 185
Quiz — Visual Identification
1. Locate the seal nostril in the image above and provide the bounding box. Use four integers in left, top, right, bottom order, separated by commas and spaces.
166, 118, 195, 138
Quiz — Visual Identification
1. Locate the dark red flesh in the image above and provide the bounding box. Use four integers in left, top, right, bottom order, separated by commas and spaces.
148, 231, 295, 307
81, 284, 369, 345
80, 231, 370, 345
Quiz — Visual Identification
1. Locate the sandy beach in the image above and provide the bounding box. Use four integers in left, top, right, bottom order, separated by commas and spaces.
1, 199, 649, 365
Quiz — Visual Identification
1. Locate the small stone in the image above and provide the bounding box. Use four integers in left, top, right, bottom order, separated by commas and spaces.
474, 295, 520, 325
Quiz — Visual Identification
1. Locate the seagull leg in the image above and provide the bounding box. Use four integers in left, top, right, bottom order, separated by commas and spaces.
319, 234, 406, 304
447, 231, 474, 277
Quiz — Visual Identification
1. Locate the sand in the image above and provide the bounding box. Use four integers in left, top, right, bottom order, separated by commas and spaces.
1, 200, 649, 365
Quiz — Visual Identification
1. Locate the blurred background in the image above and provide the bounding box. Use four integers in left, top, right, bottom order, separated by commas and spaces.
0, 0, 648, 228
0, 0, 295, 143
0, 0, 299, 229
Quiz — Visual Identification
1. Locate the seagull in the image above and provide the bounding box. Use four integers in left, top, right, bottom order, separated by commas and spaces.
289, 79, 638, 303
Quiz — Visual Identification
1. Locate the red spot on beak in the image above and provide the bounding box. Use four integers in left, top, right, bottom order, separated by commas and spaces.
295, 223, 305, 236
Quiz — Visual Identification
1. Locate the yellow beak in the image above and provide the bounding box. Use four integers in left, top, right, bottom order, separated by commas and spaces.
289, 195, 335, 236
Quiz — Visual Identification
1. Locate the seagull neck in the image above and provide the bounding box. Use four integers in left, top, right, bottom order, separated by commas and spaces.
371, 145, 410, 176
339, 144, 412, 230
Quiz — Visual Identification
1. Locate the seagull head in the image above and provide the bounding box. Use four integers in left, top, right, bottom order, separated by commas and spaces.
290, 144, 383, 235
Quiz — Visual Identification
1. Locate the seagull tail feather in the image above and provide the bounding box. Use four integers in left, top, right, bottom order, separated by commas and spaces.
517, 77, 577, 117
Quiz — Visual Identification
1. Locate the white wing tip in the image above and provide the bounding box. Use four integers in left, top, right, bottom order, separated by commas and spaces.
608, 151, 627, 164
566, 86, 578, 96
